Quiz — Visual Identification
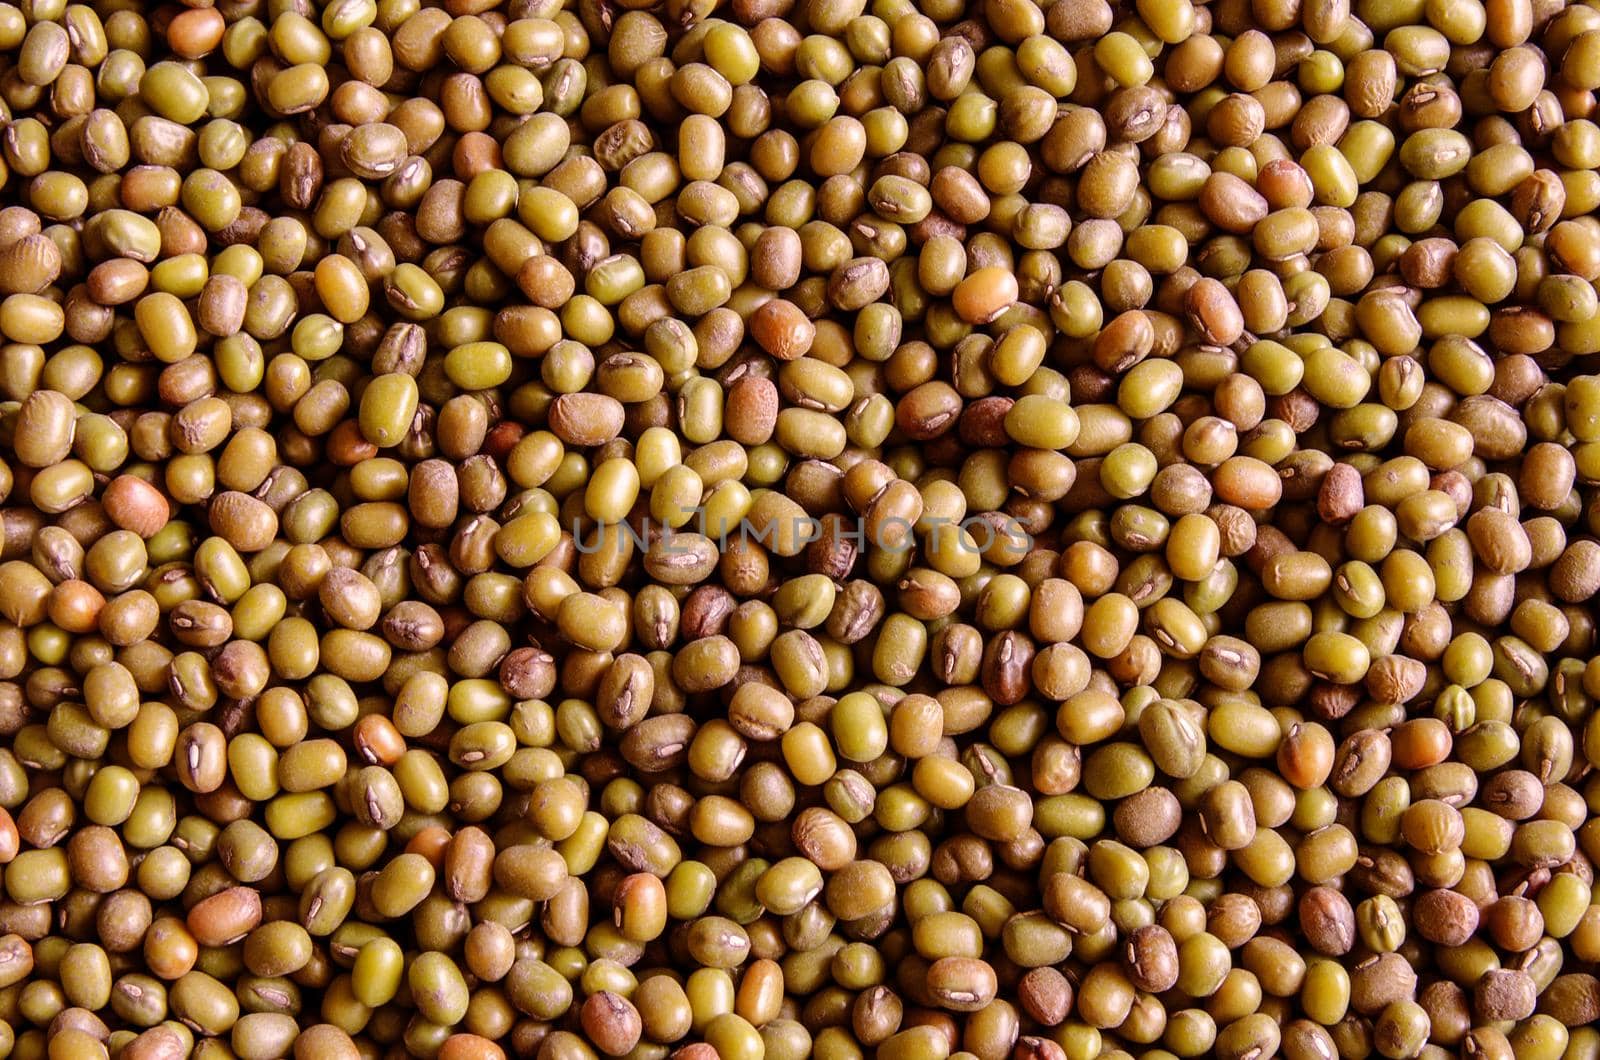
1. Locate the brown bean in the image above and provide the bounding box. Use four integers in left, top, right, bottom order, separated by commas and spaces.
187, 886, 262, 946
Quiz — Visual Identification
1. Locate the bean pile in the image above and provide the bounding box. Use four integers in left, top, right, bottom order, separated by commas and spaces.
4, 0, 1600, 1056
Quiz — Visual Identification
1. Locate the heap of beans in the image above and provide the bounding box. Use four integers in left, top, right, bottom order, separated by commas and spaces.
5, 0, 1600, 1056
